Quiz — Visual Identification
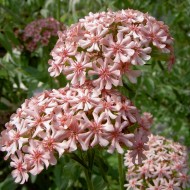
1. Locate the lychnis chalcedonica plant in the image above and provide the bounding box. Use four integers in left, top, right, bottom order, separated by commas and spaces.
0, 9, 178, 189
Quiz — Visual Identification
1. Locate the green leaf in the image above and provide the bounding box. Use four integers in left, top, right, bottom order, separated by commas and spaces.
53, 165, 63, 190
87, 149, 95, 172
93, 176, 106, 190
94, 155, 109, 184
0, 69, 7, 78
0, 33, 12, 53
0, 102, 9, 110
143, 77, 155, 95
117, 86, 129, 97
30, 174, 37, 184
22, 66, 47, 82
69, 153, 88, 169
0, 175, 18, 190
5, 28, 20, 46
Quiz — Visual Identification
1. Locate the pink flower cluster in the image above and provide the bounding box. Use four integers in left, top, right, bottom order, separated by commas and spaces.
48, 9, 174, 87
23, 17, 65, 52
0, 9, 174, 185
0, 82, 152, 184
124, 135, 190, 190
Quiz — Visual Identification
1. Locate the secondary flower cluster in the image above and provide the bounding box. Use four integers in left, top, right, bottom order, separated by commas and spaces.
48, 9, 174, 89
22, 17, 65, 52
124, 135, 190, 190
0, 82, 152, 184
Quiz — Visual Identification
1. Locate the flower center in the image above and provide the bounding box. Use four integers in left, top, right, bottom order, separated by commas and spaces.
33, 150, 42, 161
100, 68, 110, 79
75, 63, 83, 74
17, 162, 23, 172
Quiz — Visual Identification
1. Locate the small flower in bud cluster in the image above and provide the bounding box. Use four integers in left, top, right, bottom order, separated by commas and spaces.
0, 82, 152, 184
48, 9, 174, 85
22, 18, 65, 52
124, 135, 190, 190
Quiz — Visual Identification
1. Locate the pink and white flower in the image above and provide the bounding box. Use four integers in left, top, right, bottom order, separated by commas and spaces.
102, 32, 135, 63
23, 140, 50, 175
88, 58, 121, 91
64, 52, 92, 85
10, 151, 29, 184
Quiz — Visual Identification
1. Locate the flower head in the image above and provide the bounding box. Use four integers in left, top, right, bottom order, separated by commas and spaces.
0, 82, 151, 184
22, 17, 65, 52
124, 135, 190, 190
49, 9, 174, 87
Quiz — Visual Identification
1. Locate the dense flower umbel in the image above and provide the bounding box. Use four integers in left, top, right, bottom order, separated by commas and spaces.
124, 135, 190, 190
22, 18, 65, 52
0, 82, 152, 184
48, 9, 174, 86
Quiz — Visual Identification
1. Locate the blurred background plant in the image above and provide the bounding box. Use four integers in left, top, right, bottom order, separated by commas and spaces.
0, 0, 189, 189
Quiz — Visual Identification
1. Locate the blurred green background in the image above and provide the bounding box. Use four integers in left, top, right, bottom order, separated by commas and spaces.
0, 0, 189, 189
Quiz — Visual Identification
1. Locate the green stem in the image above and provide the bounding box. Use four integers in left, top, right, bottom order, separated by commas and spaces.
57, 0, 61, 22
70, 150, 94, 190
84, 169, 94, 190
118, 153, 124, 190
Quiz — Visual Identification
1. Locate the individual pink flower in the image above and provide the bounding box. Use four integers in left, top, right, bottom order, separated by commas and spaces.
147, 179, 164, 190
23, 140, 50, 175
118, 24, 144, 39
51, 108, 73, 130
60, 117, 87, 152
124, 178, 143, 190
120, 99, 139, 123
23, 105, 52, 138
136, 164, 154, 179
94, 94, 122, 119
178, 170, 190, 189
10, 151, 29, 184
105, 116, 134, 154
162, 179, 181, 190
64, 52, 92, 85
79, 25, 108, 52
88, 58, 121, 91
153, 163, 172, 179
130, 40, 152, 65
79, 112, 109, 148
69, 88, 100, 111
40, 128, 66, 158
129, 132, 149, 164
48, 41, 76, 77
48, 60, 63, 77
0, 121, 28, 159
142, 20, 172, 51
120, 9, 144, 23
102, 32, 135, 63
119, 62, 141, 83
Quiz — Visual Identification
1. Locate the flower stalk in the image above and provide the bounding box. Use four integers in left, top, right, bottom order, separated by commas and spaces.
84, 169, 94, 190
118, 153, 124, 190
